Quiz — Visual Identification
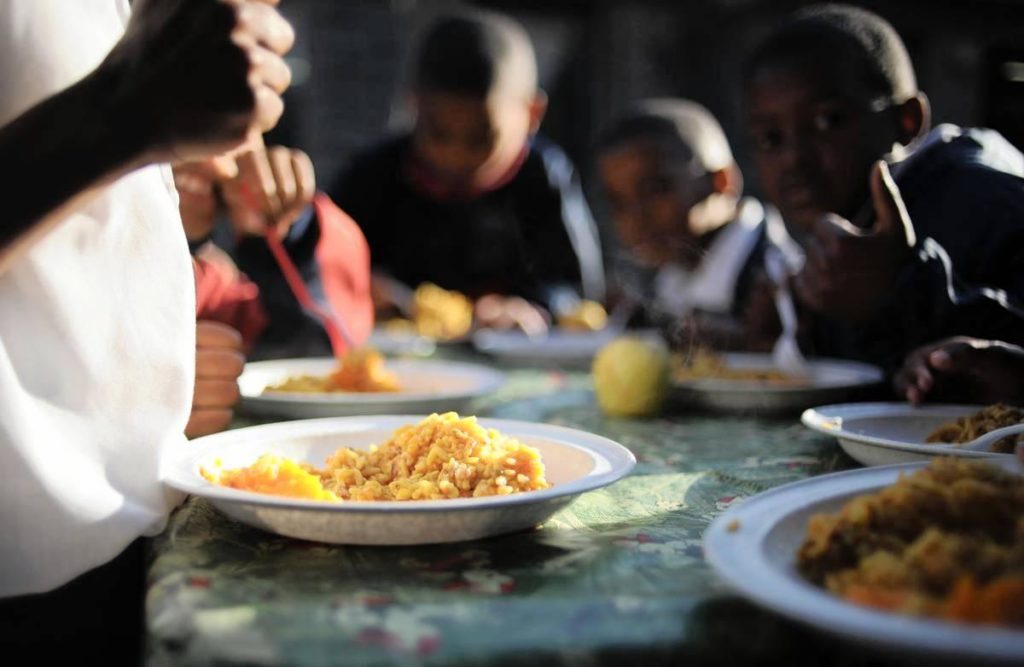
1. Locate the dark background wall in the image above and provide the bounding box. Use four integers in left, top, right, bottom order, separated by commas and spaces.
268, 0, 1024, 210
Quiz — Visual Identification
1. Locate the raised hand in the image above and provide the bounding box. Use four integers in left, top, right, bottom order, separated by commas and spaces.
793, 160, 915, 323
103, 0, 294, 166
222, 145, 316, 237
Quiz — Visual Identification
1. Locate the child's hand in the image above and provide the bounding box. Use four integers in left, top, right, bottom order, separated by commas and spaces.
893, 336, 1024, 405
222, 146, 317, 238
793, 161, 914, 323
105, 0, 294, 167
187, 321, 245, 438
475, 295, 550, 337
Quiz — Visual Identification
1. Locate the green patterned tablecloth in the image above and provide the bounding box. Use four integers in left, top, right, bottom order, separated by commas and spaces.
146, 363, 896, 666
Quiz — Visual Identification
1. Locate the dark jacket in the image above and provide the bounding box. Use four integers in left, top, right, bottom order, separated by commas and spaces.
329, 134, 605, 311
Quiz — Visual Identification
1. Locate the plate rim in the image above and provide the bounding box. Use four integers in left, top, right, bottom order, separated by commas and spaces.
703, 459, 1024, 659
801, 401, 1011, 458
239, 357, 507, 404
163, 414, 637, 513
671, 353, 883, 393
470, 327, 622, 359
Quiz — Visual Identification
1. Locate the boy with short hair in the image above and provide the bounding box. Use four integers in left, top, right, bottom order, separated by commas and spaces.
742, 3, 1024, 369
330, 9, 605, 329
595, 98, 789, 349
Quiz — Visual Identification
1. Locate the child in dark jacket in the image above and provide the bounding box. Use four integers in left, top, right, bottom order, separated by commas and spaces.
330, 9, 605, 332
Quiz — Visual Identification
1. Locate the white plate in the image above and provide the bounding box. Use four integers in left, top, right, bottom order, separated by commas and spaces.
472, 328, 626, 370
164, 415, 636, 545
802, 402, 1012, 466
704, 458, 1024, 663
365, 328, 437, 357
670, 353, 882, 414
239, 358, 505, 419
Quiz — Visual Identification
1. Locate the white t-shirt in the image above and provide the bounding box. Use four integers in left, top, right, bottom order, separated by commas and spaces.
651, 198, 767, 317
0, 0, 194, 596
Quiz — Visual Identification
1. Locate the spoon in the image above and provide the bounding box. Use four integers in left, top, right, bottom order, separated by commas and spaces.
764, 248, 811, 378
932, 422, 1024, 453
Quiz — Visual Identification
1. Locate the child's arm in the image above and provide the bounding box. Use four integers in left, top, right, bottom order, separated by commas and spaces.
231, 191, 375, 355
0, 0, 293, 275
893, 337, 1024, 405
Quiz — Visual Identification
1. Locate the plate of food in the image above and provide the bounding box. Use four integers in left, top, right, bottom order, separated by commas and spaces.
802, 402, 1023, 466
164, 412, 636, 544
238, 350, 505, 419
374, 282, 475, 351
704, 457, 1024, 663
364, 327, 438, 357
471, 328, 624, 370
668, 350, 883, 414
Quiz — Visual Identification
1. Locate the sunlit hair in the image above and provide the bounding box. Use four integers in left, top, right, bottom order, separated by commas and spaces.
743, 3, 918, 104
597, 98, 735, 175
413, 9, 538, 101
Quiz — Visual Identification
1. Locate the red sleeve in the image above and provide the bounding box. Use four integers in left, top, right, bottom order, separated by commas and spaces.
313, 193, 375, 346
193, 256, 269, 350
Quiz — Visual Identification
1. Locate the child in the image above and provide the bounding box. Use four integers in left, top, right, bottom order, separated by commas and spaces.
595, 98, 794, 349
177, 145, 375, 359
0, 0, 292, 659
742, 3, 1024, 370
330, 9, 605, 330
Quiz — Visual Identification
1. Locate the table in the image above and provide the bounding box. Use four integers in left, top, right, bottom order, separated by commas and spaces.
145, 360, 898, 666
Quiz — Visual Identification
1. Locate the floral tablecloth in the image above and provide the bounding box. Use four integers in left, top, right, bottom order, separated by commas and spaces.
146, 364, 896, 666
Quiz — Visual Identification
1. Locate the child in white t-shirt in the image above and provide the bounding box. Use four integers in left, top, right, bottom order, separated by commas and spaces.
0, 0, 293, 659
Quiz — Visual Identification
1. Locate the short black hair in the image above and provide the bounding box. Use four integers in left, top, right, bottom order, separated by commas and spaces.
597, 99, 734, 174
412, 10, 537, 100
743, 4, 917, 103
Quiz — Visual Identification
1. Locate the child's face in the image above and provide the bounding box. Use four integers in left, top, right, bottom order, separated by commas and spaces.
412, 91, 535, 190
745, 60, 899, 237
598, 139, 711, 268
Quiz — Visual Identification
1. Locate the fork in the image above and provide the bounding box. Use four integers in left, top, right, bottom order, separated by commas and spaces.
764, 248, 811, 378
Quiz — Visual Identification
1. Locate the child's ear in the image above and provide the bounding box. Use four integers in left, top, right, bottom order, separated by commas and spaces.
896, 93, 930, 145
710, 164, 744, 198
528, 90, 549, 134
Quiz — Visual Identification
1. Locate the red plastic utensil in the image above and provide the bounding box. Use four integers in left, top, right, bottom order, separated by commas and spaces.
237, 181, 353, 357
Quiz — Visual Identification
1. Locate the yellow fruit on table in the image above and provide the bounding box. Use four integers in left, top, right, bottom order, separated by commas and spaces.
592, 336, 670, 417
